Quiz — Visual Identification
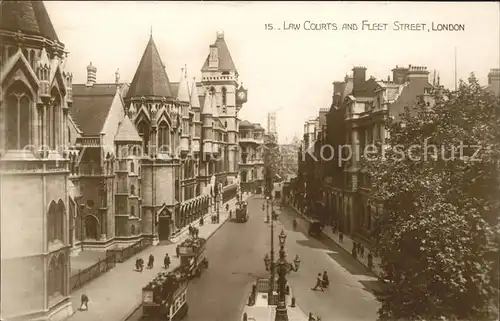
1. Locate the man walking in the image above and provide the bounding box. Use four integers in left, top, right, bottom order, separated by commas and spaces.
164, 253, 171, 269
312, 272, 324, 291
80, 293, 89, 311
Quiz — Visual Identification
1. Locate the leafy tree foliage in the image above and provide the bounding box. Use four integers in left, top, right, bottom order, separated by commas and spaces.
363, 75, 500, 321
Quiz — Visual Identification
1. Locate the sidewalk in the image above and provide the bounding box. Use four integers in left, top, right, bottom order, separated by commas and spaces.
283, 204, 383, 278
65, 194, 251, 321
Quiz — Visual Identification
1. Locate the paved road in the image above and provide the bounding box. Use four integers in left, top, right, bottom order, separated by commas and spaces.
277, 206, 381, 321
127, 197, 381, 321
127, 195, 271, 321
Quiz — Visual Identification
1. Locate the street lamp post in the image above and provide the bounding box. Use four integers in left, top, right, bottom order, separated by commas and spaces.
263, 228, 301, 319
275, 231, 288, 321
267, 196, 275, 305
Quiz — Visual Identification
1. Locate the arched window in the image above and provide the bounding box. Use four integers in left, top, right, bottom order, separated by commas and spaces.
50, 89, 61, 149
30, 50, 36, 69
48, 253, 65, 300
5, 82, 32, 150
131, 225, 135, 235
137, 121, 150, 155
241, 171, 247, 183
221, 87, 227, 106
210, 87, 216, 95
131, 205, 135, 217
48, 200, 65, 244
130, 184, 135, 195
158, 122, 170, 154
130, 162, 135, 173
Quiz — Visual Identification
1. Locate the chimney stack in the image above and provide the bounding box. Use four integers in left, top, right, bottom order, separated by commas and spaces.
352, 66, 367, 92
392, 65, 409, 85
86, 62, 97, 86
407, 65, 430, 87
115, 69, 120, 84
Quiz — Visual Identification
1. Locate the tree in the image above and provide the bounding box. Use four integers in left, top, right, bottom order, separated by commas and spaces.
363, 75, 500, 321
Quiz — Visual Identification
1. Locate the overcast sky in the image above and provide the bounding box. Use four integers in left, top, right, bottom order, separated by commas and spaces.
45, 1, 499, 144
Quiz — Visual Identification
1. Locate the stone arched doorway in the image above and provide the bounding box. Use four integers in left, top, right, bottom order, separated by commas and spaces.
84, 215, 99, 240
158, 208, 172, 241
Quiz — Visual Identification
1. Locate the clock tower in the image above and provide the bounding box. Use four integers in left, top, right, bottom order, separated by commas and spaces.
200, 31, 247, 181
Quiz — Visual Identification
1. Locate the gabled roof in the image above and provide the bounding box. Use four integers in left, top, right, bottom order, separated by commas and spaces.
352, 77, 379, 97
201, 33, 237, 73
71, 84, 119, 135
115, 115, 142, 142
127, 35, 174, 99
0, 0, 59, 42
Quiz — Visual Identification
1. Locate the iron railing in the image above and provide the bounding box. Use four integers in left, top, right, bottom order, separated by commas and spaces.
106, 238, 153, 263
70, 253, 117, 292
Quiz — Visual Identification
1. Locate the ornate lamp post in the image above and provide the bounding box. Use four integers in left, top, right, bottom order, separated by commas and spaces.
275, 229, 289, 321
263, 228, 301, 320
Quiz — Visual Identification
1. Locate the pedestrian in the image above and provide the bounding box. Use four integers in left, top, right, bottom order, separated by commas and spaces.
226, 203, 229, 211
135, 257, 140, 271
359, 244, 365, 258
176, 245, 180, 258
367, 252, 373, 271
352, 243, 357, 259
322, 271, 329, 288
164, 253, 171, 269
339, 232, 344, 243
195, 228, 199, 238
148, 254, 154, 269
80, 293, 89, 311
138, 258, 144, 272
312, 273, 324, 291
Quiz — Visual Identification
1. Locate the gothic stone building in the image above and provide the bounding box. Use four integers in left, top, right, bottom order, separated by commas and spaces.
0, 1, 75, 320
68, 31, 248, 250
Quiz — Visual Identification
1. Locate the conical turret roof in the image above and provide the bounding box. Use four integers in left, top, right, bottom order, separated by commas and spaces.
0, 0, 59, 42
115, 115, 142, 142
176, 68, 190, 103
201, 91, 213, 115
127, 35, 174, 99
190, 78, 201, 109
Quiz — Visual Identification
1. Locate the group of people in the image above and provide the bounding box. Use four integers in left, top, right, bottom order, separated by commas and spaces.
189, 225, 200, 238
135, 254, 156, 272
312, 271, 329, 291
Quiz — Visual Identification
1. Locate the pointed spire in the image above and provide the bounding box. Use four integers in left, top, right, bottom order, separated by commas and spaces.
190, 77, 201, 109
127, 35, 174, 99
176, 67, 190, 103
184, 64, 188, 78
202, 91, 213, 115
433, 70, 436, 86
150, 25, 153, 37
437, 73, 441, 86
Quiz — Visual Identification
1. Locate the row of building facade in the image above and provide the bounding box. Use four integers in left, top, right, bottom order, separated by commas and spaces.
289, 65, 500, 247
0, 1, 264, 320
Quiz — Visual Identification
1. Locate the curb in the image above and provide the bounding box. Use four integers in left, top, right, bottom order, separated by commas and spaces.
284, 204, 381, 278
121, 196, 252, 321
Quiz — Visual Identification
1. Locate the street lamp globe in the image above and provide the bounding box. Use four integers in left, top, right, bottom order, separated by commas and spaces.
278, 229, 287, 245
293, 254, 301, 271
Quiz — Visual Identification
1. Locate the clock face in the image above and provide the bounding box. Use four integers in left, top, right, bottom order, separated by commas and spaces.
238, 91, 246, 100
